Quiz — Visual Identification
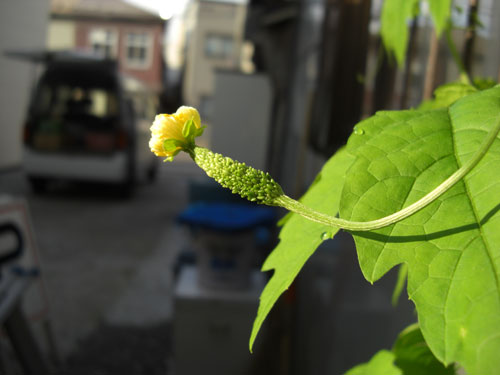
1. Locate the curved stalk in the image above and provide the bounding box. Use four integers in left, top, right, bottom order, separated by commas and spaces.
275, 116, 500, 231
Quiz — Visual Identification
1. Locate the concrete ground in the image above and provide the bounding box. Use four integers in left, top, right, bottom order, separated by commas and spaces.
0, 160, 206, 374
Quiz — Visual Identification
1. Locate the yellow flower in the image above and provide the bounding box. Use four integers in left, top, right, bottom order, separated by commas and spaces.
149, 106, 203, 159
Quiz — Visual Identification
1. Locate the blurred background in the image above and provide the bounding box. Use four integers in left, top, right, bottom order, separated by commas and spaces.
0, 0, 499, 374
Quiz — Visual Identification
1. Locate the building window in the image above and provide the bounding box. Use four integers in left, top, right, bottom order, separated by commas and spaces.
89, 29, 117, 58
124, 32, 152, 69
204, 34, 233, 59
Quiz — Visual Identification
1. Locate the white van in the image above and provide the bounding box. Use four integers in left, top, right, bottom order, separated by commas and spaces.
20, 51, 158, 195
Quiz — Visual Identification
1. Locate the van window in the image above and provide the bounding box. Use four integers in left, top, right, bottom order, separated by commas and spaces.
28, 84, 120, 154
36, 85, 118, 119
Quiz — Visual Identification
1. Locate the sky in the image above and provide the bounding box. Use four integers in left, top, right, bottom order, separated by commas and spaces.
124, 0, 190, 20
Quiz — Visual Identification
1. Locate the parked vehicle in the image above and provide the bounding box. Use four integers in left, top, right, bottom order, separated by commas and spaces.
15, 51, 158, 195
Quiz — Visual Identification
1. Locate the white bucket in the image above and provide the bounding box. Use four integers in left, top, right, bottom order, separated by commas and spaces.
195, 229, 255, 291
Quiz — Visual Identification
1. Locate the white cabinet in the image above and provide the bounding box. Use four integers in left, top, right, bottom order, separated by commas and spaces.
173, 266, 266, 375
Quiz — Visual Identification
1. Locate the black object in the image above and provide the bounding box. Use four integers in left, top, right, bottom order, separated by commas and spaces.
0, 223, 24, 266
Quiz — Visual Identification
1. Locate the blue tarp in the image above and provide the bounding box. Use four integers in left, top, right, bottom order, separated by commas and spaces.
178, 202, 276, 232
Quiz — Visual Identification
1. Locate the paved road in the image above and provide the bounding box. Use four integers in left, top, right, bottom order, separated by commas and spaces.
0, 160, 206, 372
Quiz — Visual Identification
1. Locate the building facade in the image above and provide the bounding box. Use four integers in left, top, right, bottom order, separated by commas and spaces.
182, 0, 250, 120
48, 0, 165, 92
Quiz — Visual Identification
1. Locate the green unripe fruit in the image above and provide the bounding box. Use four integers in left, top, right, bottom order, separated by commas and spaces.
193, 147, 284, 205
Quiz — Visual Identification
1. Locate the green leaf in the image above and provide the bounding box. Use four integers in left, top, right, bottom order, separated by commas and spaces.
339, 86, 500, 374
391, 264, 408, 306
182, 119, 196, 139
473, 78, 497, 91
249, 148, 355, 351
428, 0, 452, 35
418, 82, 477, 110
163, 139, 184, 152
380, 0, 419, 66
393, 324, 456, 375
343, 324, 456, 375
381, 0, 452, 67
195, 125, 206, 137
344, 350, 402, 375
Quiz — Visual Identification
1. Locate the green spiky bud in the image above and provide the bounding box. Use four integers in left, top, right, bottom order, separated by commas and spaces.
193, 147, 284, 205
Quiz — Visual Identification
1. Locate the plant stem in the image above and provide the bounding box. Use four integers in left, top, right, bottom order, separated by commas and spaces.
444, 25, 472, 85
462, 0, 480, 75
275, 116, 500, 231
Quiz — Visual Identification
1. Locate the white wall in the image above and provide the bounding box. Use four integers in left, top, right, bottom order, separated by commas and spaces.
212, 71, 271, 171
183, 1, 247, 109
0, 0, 50, 169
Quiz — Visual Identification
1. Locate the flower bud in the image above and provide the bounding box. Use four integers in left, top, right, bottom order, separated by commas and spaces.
149, 106, 204, 161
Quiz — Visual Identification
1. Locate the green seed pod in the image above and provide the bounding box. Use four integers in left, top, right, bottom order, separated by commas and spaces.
193, 147, 284, 205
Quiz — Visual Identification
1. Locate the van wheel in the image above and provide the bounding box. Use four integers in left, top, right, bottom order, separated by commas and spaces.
29, 177, 48, 194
